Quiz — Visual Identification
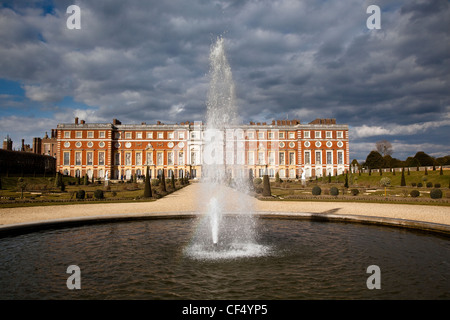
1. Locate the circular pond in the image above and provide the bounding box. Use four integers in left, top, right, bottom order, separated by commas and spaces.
0, 217, 449, 299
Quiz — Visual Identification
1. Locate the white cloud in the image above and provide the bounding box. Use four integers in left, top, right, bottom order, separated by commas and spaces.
351, 116, 450, 138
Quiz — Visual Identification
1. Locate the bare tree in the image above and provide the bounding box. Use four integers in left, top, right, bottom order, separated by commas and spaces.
375, 140, 393, 157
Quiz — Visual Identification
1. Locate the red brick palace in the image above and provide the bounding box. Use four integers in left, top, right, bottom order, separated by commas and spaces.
56, 117, 349, 180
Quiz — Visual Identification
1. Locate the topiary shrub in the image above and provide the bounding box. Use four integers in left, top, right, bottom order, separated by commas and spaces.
411, 182, 416, 187
426, 182, 433, 188
434, 183, 441, 188
312, 186, 321, 195
430, 189, 443, 199
94, 189, 104, 199
76, 190, 85, 200
351, 188, 359, 196
410, 190, 420, 198
417, 182, 423, 187
151, 179, 160, 186
330, 186, 339, 196
262, 175, 271, 196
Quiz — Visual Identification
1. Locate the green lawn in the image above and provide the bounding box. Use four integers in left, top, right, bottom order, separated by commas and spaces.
0, 175, 186, 208
262, 170, 450, 205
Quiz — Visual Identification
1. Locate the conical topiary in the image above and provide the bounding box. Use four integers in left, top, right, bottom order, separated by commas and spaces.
144, 167, 152, 198
171, 173, 175, 189
161, 170, 167, 192
344, 172, 349, 188
401, 168, 406, 186
262, 174, 271, 196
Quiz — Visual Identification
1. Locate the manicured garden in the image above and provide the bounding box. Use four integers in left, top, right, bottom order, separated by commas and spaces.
252, 168, 450, 205
0, 173, 189, 208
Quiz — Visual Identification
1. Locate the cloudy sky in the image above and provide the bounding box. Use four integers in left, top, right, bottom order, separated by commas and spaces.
0, 0, 449, 162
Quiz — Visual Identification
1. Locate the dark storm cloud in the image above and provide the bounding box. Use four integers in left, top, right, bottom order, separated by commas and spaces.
0, 0, 449, 160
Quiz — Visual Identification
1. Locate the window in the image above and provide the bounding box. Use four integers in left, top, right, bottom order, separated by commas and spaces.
326, 131, 332, 139
305, 151, 311, 165
98, 152, 105, 166
178, 132, 184, 139
157, 152, 163, 165
64, 131, 70, 138
191, 151, 197, 165
125, 152, 131, 166
279, 152, 285, 165
178, 151, 184, 165
168, 132, 174, 139
289, 132, 295, 139
75, 152, 82, 166
269, 151, 275, 165
258, 132, 264, 139
289, 152, 295, 165
146, 152, 153, 165
76, 131, 82, 138
136, 132, 142, 139
168, 152, 174, 165
99, 131, 105, 138
247, 131, 254, 139
87, 152, 93, 166
338, 151, 344, 165
315, 131, 321, 139
190, 132, 198, 139
315, 151, 322, 164
248, 152, 254, 165
258, 151, 265, 165
337, 131, 343, 139
63, 152, 70, 165
147, 132, 153, 139
158, 132, 164, 139
279, 132, 285, 139
136, 152, 142, 165
268, 132, 274, 139
125, 132, 132, 139
87, 131, 94, 138
327, 151, 333, 164
304, 131, 310, 138
115, 132, 121, 139
115, 153, 120, 165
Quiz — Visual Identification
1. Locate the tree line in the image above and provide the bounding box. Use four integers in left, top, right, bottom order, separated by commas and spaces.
355, 140, 450, 169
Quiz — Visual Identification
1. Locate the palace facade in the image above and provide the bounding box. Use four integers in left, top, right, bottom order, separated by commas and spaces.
56, 117, 349, 180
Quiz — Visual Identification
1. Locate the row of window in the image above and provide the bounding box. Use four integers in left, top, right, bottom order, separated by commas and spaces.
63, 150, 345, 166
63, 130, 345, 140
304, 150, 345, 165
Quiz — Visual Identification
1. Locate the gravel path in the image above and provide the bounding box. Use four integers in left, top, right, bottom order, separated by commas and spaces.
0, 183, 449, 226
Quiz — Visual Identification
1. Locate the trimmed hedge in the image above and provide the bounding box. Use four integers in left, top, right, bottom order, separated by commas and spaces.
430, 189, 443, 199
312, 186, 321, 195
351, 189, 359, 196
76, 190, 85, 200
410, 190, 420, 198
94, 189, 104, 199
330, 186, 339, 196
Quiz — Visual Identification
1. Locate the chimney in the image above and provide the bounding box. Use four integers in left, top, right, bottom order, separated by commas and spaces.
272, 120, 275, 125
75, 117, 79, 125
80, 120, 85, 124
21, 139, 25, 151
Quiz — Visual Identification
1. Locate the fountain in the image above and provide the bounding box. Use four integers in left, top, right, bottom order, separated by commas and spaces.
0, 37, 448, 301
185, 37, 269, 260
